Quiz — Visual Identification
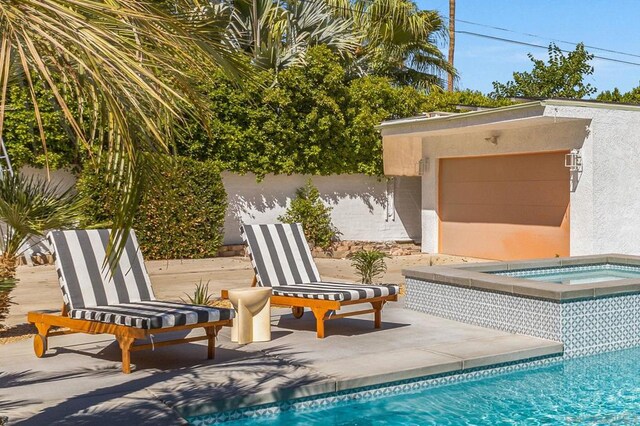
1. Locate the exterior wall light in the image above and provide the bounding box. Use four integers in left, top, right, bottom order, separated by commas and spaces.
564, 149, 582, 172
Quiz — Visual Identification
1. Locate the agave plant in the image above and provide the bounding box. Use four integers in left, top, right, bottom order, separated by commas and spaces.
0, 172, 80, 278
181, 279, 215, 306
348, 249, 389, 284
0, 0, 246, 265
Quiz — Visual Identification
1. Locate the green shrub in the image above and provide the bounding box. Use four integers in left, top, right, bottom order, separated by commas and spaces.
77, 156, 227, 260
348, 249, 389, 284
278, 179, 339, 250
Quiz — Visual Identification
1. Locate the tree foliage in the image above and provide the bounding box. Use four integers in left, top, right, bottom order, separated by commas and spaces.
491, 43, 596, 99
178, 46, 430, 177
597, 84, 640, 104
422, 88, 512, 112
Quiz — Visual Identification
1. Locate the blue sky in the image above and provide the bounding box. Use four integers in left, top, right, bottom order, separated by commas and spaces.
417, 0, 640, 96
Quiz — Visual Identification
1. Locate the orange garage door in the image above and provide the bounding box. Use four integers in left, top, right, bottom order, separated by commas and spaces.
439, 152, 570, 260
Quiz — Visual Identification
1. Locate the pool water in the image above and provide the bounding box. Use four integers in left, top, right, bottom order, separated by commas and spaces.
221, 348, 640, 425
496, 263, 640, 285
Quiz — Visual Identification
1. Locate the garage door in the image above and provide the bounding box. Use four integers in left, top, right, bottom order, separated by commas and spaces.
439, 152, 570, 260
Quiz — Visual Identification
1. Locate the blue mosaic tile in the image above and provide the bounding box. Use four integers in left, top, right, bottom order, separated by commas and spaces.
405, 278, 640, 359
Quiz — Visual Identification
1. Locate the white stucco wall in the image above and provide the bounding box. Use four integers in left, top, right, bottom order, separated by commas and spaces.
539, 106, 640, 256
223, 172, 421, 245
560, 107, 640, 256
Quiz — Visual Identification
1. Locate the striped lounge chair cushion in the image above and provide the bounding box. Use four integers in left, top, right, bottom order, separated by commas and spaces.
271, 282, 399, 301
241, 222, 400, 298
48, 229, 234, 328
241, 223, 321, 287
69, 301, 234, 329
48, 229, 155, 310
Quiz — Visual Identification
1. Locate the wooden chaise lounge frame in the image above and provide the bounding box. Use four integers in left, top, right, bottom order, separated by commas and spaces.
28, 306, 231, 374
252, 276, 397, 338
27, 229, 233, 374
240, 223, 399, 339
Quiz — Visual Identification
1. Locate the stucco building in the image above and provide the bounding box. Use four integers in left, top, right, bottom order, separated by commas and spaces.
379, 99, 640, 260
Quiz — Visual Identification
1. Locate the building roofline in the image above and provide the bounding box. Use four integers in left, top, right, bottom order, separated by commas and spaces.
377, 99, 640, 130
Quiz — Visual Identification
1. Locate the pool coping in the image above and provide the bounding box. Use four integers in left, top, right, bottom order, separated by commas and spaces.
186, 351, 565, 424
402, 254, 640, 301
176, 338, 563, 418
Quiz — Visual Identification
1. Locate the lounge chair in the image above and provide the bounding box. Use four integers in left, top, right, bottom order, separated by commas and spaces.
27, 229, 234, 373
240, 223, 399, 338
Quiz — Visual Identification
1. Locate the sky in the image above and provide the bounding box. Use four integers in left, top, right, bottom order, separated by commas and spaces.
417, 0, 640, 96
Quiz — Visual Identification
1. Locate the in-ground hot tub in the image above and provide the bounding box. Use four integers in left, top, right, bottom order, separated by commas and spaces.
403, 255, 640, 358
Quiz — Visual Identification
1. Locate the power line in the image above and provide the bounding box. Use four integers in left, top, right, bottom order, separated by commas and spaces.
456, 31, 640, 67
312, 2, 640, 67
443, 16, 640, 60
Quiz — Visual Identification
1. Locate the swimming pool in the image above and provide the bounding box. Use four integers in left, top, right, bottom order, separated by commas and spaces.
217, 347, 640, 425
495, 263, 640, 285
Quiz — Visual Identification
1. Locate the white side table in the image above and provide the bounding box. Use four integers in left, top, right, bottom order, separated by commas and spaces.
227, 287, 272, 344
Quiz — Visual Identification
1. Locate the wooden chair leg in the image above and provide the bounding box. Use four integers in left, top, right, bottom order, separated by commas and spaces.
116, 335, 135, 374
205, 326, 216, 359
371, 301, 383, 329
33, 322, 51, 358
311, 307, 329, 338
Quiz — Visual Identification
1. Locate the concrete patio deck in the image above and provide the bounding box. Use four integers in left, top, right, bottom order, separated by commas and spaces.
0, 256, 563, 425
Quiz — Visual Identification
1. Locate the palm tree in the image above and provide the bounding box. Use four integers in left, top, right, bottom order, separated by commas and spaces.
332, 0, 456, 89
230, 0, 359, 71
0, 0, 245, 262
448, 0, 455, 92
0, 171, 80, 278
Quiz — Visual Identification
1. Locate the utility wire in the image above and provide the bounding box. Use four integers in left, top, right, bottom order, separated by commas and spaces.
443, 16, 640, 60
456, 31, 640, 67
317, 2, 640, 67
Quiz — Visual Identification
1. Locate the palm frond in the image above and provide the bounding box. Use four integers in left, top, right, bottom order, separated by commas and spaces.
0, 0, 247, 266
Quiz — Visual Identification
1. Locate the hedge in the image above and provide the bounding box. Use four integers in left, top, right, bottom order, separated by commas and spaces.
77, 156, 227, 260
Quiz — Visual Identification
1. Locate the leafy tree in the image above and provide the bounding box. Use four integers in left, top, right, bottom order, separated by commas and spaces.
3, 74, 82, 170
491, 43, 596, 99
597, 84, 640, 103
178, 45, 430, 177
422, 88, 512, 112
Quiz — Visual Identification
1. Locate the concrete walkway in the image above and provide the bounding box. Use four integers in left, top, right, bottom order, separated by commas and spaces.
0, 256, 562, 425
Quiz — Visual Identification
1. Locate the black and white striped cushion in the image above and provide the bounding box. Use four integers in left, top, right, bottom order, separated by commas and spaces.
241, 223, 321, 287
271, 282, 399, 301
69, 300, 235, 329
48, 229, 154, 310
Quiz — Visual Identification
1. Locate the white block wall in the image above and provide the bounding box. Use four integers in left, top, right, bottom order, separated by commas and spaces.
223, 172, 421, 245
18, 167, 422, 246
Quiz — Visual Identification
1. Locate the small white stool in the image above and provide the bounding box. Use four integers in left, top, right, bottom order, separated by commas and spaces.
228, 287, 272, 344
